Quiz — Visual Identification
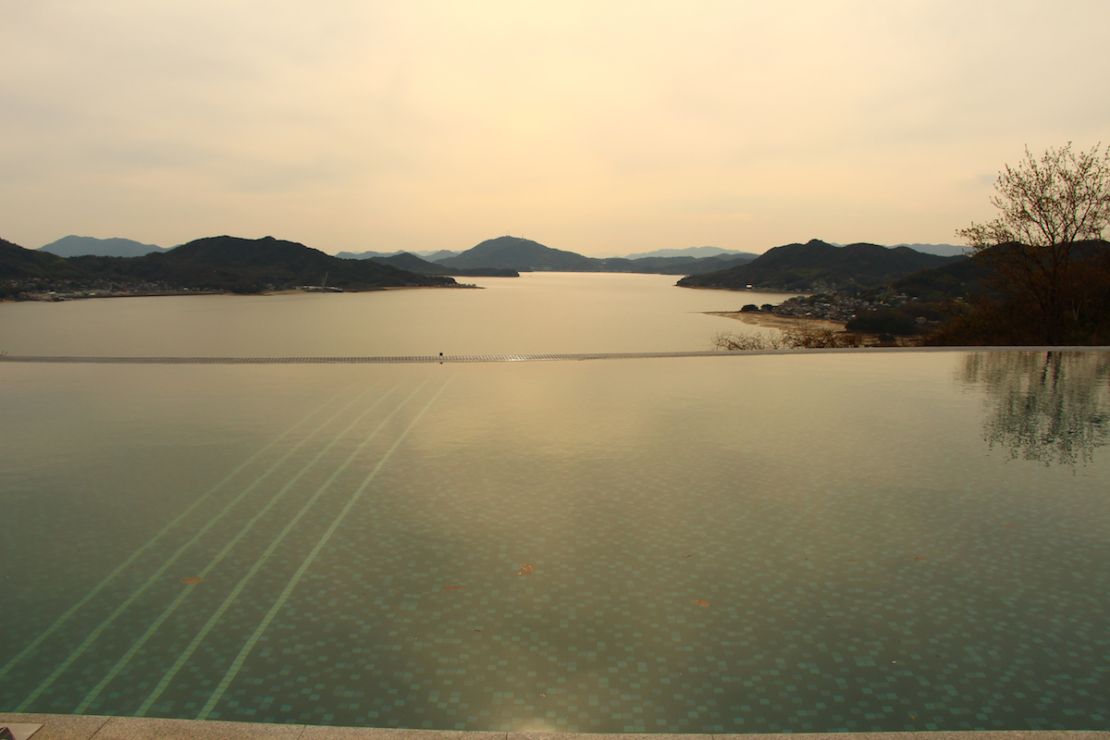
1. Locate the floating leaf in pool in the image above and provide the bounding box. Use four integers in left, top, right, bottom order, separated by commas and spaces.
693, 598, 710, 608
181, 576, 203, 586
517, 563, 535, 576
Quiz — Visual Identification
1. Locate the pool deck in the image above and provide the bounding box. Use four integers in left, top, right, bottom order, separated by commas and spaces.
2, 715, 1109, 740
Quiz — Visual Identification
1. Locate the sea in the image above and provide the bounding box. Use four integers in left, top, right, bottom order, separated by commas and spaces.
0, 272, 783, 356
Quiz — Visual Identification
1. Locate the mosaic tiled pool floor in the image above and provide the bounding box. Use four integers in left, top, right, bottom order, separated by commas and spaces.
1, 352, 1108, 732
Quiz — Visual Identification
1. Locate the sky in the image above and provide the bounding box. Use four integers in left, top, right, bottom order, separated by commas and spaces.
2, 1, 1109, 257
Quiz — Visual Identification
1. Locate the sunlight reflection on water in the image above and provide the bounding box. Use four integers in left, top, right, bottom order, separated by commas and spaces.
1, 351, 1108, 732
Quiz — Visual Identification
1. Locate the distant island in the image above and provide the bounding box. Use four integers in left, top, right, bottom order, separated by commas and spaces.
335, 248, 460, 261
676, 238, 963, 292
621, 246, 748, 260
340, 235, 760, 276
39, 235, 169, 258
21, 234, 762, 282
2, 235, 456, 300
3, 231, 977, 304
363, 251, 518, 278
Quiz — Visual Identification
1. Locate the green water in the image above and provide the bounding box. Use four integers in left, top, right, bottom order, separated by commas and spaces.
2, 351, 1108, 732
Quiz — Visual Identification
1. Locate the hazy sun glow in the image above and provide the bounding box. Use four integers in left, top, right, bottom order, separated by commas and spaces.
2, 0, 1108, 254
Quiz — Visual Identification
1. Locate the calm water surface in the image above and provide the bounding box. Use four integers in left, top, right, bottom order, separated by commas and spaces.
0, 272, 785, 356
1, 350, 1109, 732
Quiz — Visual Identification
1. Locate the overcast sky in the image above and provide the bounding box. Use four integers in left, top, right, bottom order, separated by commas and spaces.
3, 1, 1108, 256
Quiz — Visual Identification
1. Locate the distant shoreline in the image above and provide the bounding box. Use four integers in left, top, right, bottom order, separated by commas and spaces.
681, 284, 800, 295
2, 284, 477, 303
2, 289, 222, 303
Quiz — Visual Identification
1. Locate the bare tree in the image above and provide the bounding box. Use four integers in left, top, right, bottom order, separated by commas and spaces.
957, 142, 1110, 343
960, 351, 1110, 466
713, 331, 783, 351
713, 327, 865, 350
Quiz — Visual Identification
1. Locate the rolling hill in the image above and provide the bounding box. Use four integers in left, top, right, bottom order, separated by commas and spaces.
437, 236, 596, 271
2, 237, 85, 279
371, 252, 518, 277
893, 243, 969, 258
435, 235, 756, 274
149, 236, 457, 291
3, 235, 456, 295
677, 239, 963, 291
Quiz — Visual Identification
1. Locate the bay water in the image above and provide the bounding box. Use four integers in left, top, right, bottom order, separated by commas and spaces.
0, 272, 784, 356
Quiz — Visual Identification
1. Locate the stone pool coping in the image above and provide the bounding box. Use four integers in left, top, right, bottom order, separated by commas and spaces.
2, 715, 1109, 740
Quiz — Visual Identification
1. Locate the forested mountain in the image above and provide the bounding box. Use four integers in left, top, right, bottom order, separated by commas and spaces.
593, 253, 754, 274
135, 235, 455, 291
371, 252, 518, 277
677, 239, 962, 291
893, 243, 969, 258
2, 237, 86, 278
372, 251, 450, 273
437, 236, 596, 271
892, 253, 989, 300
342, 242, 756, 267
435, 235, 756, 274
2, 235, 455, 296
6, 231, 987, 298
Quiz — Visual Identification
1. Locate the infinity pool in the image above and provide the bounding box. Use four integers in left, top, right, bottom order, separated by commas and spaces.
1, 351, 1108, 732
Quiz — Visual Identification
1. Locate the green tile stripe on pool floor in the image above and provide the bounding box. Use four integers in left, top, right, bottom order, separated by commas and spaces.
196, 377, 453, 720
12, 387, 378, 713
135, 379, 440, 717
0, 385, 351, 686
69, 385, 402, 714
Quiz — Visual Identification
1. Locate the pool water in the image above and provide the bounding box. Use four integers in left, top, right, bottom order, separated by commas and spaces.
1, 351, 1108, 732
